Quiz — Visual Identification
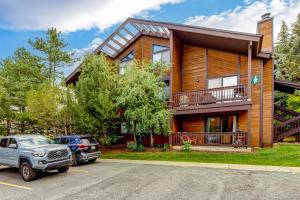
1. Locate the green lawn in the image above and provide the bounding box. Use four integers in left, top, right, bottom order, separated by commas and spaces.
102, 144, 300, 167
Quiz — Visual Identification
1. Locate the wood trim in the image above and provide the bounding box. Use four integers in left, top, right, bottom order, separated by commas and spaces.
248, 41, 252, 100
237, 55, 241, 84
259, 59, 264, 147
205, 48, 208, 88
127, 18, 261, 42
247, 107, 251, 147
174, 102, 251, 115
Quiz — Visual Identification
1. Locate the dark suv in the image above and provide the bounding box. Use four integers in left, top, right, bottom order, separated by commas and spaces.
54, 135, 100, 166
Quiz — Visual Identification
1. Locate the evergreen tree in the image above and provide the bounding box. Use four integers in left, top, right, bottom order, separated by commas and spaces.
274, 21, 291, 80
29, 28, 73, 83
289, 14, 300, 82
0, 48, 45, 134
74, 54, 118, 138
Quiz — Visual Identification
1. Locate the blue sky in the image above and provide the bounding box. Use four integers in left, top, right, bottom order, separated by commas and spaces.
0, 0, 299, 76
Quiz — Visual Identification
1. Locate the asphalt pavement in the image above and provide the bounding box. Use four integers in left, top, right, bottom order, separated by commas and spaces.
1, 160, 300, 200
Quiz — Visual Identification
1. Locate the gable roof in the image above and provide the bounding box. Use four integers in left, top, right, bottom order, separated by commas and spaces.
95, 18, 263, 59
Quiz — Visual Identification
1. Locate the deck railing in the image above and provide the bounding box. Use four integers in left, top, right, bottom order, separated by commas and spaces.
274, 115, 300, 142
171, 131, 248, 147
172, 85, 247, 107
274, 104, 300, 122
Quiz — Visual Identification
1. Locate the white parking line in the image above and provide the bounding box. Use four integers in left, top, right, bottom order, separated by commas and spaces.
0, 181, 32, 191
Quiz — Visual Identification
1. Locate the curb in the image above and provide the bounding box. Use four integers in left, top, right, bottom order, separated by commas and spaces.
100, 159, 300, 173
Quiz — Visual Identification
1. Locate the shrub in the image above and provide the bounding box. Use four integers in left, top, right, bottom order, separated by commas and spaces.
127, 141, 137, 151
162, 143, 170, 152
136, 144, 145, 152
181, 141, 192, 152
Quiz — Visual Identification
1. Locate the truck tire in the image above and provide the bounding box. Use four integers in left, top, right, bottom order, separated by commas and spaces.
57, 165, 70, 173
71, 153, 78, 166
20, 161, 37, 182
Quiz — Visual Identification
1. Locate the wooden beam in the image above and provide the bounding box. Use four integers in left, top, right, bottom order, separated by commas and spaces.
117, 32, 129, 42
248, 41, 252, 100
123, 27, 135, 38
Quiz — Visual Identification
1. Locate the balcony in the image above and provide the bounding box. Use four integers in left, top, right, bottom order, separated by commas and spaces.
172, 85, 251, 115
171, 132, 248, 147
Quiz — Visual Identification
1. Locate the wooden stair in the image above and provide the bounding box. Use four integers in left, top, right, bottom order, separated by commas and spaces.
274, 105, 300, 142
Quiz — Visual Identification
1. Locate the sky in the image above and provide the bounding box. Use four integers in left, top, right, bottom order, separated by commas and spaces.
0, 0, 299, 76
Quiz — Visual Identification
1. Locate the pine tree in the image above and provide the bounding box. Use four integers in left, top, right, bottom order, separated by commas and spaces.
29, 28, 73, 83
289, 14, 300, 82
274, 21, 291, 80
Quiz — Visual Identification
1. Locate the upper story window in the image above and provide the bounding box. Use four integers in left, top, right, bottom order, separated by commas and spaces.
152, 45, 170, 65
119, 51, 135, 75
208, 75, 238, 89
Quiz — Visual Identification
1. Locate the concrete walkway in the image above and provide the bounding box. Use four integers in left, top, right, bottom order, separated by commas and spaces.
101, 158, 300, 173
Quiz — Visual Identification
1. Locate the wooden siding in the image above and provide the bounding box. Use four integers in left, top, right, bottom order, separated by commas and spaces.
207, 49, 238, 78
249, 58, 262, 147
238, 111, 248, 132
262, 59, 273, 146
171, 33, 182, 94
182, 115, 204, 132
182, 46, 206, 91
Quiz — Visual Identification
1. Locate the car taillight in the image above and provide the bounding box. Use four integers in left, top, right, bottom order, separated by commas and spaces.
77, 144, 87, 149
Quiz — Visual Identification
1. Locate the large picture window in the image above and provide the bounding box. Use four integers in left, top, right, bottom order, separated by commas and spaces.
152, 44, 170, 65
119, 51, 134, 75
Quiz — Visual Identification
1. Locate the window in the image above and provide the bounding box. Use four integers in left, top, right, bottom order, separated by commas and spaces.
208, 75, 237, 89
208, 75, 238, 100
163, 81, 170, 100
60, 138, 69, 145
0, 139, 8, 148
152, 45, 170, 65
8, 138, 17, 148
119, 51, 134, 75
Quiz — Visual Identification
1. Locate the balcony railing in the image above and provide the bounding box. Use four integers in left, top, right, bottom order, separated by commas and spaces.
172, 85, 247, 107
171, 132, 248, 147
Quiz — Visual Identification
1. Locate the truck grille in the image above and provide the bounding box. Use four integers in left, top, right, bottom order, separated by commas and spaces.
47, 149, 69, 160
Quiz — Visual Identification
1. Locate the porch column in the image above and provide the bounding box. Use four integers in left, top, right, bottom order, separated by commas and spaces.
247, 41, 252, 100
247, 41, 252, 147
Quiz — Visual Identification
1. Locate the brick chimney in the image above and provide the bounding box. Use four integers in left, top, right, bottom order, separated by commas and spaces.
257, 13, 273, 53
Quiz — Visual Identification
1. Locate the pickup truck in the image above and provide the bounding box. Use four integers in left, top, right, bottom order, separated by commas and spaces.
0, 135, 72, 181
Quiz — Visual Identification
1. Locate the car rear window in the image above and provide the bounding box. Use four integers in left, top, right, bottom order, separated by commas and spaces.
80, 137, 97, 145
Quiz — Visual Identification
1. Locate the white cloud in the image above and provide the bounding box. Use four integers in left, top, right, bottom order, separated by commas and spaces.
0, 0, 183, 32
184, 0, 300, 40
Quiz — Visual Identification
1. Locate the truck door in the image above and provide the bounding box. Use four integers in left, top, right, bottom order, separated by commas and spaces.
0, 138, 9, 164
6, 138, 19, 167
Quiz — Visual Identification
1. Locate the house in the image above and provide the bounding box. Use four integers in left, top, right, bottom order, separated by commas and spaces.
66, 13, 275, 148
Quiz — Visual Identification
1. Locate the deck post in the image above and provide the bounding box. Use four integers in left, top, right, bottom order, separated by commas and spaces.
247, 41, 252, 100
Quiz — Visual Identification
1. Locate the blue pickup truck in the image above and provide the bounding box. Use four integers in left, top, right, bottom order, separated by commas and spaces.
0, 135, 72, 181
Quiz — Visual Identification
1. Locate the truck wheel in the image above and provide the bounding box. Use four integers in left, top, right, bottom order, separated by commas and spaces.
20, 161, 36, 182
88, 158, 97, 163
57, 165, 70, 173
71, 153, 77, 166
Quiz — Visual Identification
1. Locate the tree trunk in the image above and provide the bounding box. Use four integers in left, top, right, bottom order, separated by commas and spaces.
6, 119, 11, 136
150, 129, 154, 147
64, 119, 67, 135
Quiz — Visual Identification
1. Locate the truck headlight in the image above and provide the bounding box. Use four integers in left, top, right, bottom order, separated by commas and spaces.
32, 151, 46, 157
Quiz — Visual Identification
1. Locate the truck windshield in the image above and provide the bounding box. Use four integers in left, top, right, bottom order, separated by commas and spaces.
19, 137, 51, 147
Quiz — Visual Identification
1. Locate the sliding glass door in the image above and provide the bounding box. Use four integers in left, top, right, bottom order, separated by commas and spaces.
206, 115, 237, 144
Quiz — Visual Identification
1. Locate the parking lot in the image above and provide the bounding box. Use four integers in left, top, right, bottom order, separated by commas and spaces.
1, 160, 300, 200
